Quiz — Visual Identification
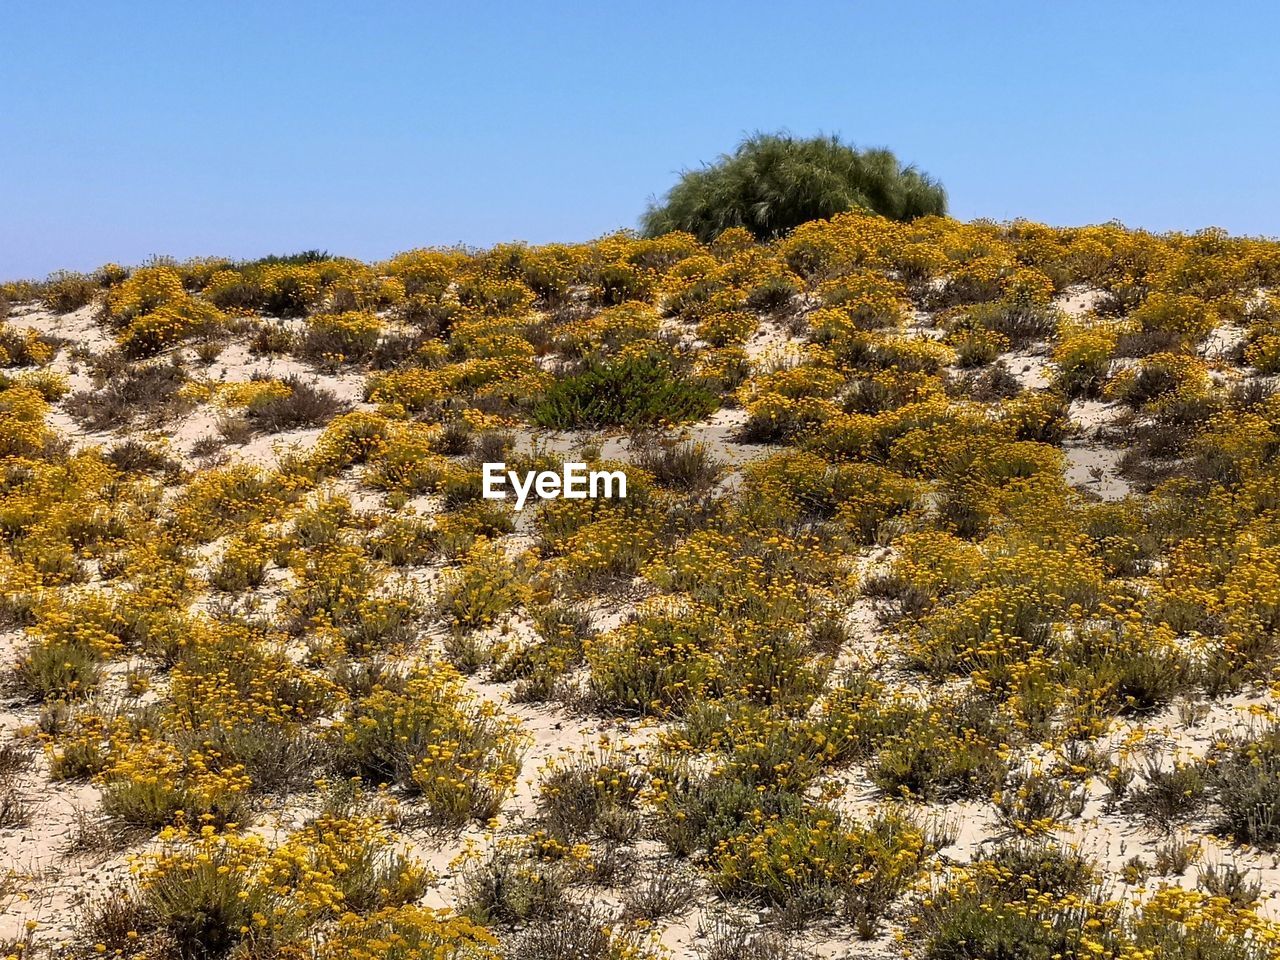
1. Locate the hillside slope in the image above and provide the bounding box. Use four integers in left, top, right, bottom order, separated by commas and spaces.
3, 216, 1280, 958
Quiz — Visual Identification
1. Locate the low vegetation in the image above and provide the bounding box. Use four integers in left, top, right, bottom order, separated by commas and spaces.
4, 211, 1280, 957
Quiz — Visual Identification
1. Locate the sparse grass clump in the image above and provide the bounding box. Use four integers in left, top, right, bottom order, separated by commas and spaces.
66, 354, 192, 430
633, 435, 724, 490
510, 905, 656, 960
537, 745, 645, 842
456, 838, 576, 925
1211, 725, 1280, 847
243, 374, 348, 430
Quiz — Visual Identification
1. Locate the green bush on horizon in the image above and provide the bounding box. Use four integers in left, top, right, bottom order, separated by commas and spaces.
641, 132, 946, 242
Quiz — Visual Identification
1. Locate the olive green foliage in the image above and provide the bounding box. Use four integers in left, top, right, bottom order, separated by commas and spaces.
642, 132, 947, 242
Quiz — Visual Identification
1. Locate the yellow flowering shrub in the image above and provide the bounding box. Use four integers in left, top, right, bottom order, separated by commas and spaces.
0, 324, 55, 367
0, 383, 54, 458
1054, 323, 1117, 396
555, 300, 661, 358
301, 310, 383, 363
712, 809, 931, 938
298, 906, 500, 960
815, 271, 910, 330
436, 537, 533, 632
312, 410, 394, 470
119, 816, 468, 960
171, 463, 303, 540
335, 660, 526, 824
1246, 331, 1280, 373
106, 265, 225, 356
1130, 290, 1220, 340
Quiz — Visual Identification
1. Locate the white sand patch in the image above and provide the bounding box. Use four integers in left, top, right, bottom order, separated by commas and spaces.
506, 408, 771, 476
209, 341, 368, 408
906, 308, 947, 341
1064, 443, 1130, 501
686, 407, 770, 469
0, 758, 131, 948
1054, 285, 1106, 318
1203, 324, 1247, 361
998, 351, 1053, 390
1070, 398, 1124, 434
44, 409, 110, 454
11, 303, 114, 356
743, 319, 792, 359
170, 404, 226, 456
232, 426, 325, 467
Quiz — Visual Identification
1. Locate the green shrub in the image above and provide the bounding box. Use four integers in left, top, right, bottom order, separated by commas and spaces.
642, 133, 946, 241
534, 346, 717, 428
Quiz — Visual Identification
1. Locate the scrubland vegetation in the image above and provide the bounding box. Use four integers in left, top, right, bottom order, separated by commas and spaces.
4, 212, 1280, 958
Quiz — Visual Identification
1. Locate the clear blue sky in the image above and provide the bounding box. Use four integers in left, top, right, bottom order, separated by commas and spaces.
3, 1, 1278, 279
